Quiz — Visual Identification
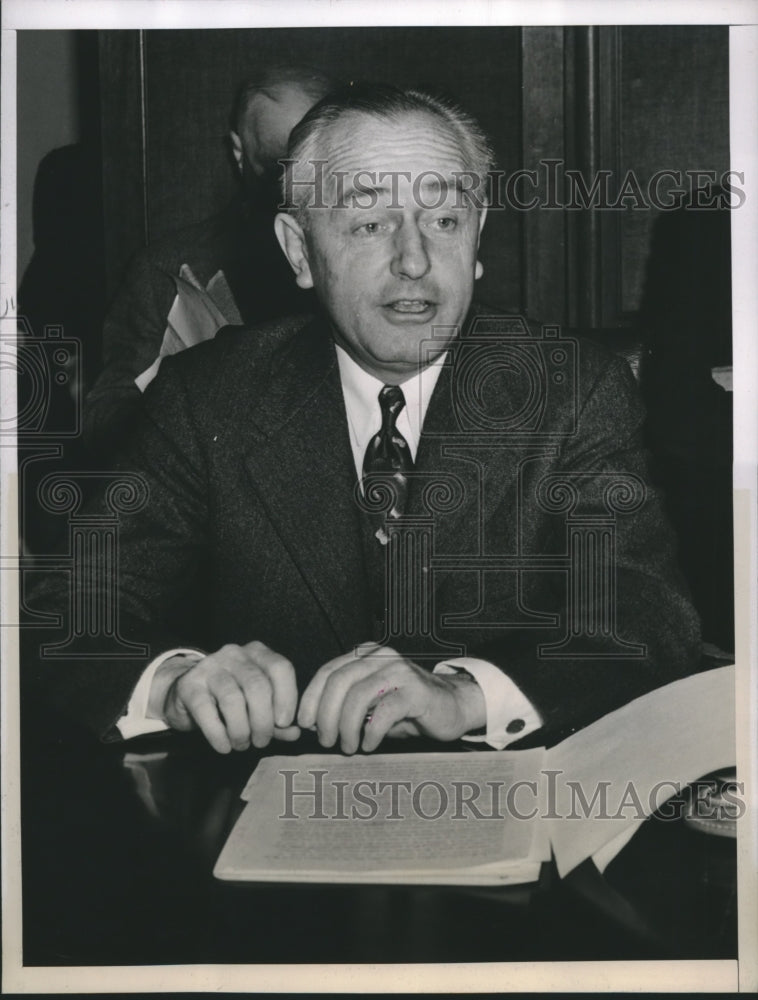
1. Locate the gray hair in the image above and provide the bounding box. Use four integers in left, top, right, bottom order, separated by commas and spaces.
230, 64, 339, 132
281, 82, 496, 221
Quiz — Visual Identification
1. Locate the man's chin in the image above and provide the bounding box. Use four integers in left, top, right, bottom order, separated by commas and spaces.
366, 345, 450, 381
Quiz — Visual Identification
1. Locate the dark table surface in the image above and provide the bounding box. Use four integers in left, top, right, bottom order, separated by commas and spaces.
21, 726, 737, 967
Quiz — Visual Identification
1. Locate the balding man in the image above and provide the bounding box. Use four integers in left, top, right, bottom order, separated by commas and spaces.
29, 84, 700, 755
83, 65, 338, 456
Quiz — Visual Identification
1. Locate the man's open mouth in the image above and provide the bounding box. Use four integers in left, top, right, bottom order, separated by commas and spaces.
385, 299, 435, 313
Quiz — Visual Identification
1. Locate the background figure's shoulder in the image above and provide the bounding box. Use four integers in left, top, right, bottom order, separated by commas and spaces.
126, 207, 237, 284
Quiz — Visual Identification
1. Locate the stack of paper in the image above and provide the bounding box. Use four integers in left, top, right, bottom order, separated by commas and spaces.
214, 665, 736, 886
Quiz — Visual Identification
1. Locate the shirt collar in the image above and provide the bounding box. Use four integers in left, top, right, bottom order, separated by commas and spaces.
335, 344, 446, 466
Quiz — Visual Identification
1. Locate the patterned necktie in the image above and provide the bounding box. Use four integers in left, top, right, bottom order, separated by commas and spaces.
362, 384, 414, 528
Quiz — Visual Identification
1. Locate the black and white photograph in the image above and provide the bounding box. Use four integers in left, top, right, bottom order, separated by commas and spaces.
1, 0, 756, 993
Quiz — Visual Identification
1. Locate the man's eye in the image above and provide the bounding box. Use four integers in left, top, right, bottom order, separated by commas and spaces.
432, 216, 456, 231
356, 222, 383, 235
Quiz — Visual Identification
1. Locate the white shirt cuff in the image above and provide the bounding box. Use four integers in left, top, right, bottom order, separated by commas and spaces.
116, 648, 204, 739
433, 657, 543, 750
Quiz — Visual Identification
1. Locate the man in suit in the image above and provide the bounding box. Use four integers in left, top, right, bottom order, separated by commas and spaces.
27, 84, 701, 755
82, 64, 338, 458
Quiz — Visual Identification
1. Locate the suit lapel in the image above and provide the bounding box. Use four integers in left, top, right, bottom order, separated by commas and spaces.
411, 336, 532, 558
239, 313, 532, 649
242, 318, 372, 648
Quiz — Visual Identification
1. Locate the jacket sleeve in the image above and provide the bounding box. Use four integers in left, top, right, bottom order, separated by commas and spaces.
82, 249, 179, 459
23, 353, 212, 742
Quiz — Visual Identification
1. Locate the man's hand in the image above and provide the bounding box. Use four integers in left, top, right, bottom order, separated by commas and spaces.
298, 643, 486, 754
149, 642, 301, 753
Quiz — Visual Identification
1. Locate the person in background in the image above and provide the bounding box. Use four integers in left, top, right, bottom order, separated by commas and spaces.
83, 64, 339, 458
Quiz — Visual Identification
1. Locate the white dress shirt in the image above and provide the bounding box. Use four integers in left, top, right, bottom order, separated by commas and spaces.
118, 346, 543, 748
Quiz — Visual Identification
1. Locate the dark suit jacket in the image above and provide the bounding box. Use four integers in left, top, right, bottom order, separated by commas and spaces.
27, 311, 701, 746
82, 198, 314, 457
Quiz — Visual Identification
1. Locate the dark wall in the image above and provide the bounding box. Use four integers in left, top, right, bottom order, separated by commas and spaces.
17, 31, 80, 279
617, 25, 730, 313
17, 31, 105, 387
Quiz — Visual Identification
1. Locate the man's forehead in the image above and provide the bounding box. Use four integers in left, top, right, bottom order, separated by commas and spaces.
322, 110, 469, 178
332, 172, 472, 211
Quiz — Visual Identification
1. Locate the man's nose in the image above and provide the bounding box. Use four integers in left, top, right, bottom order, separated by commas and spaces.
390, 222, 431, 280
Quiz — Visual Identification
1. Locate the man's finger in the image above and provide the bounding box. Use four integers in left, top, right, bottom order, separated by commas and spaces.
336, 670, 403, 754
337, 657, 410, 753
360, 688, 413, 753
179, 686, 233, 754
297, 643, 380, 728
238, 669, 275, 748
245, 642, 298, 728
315, 657, 381, 748
210, 675, 252, 751
273, 724, 302, 742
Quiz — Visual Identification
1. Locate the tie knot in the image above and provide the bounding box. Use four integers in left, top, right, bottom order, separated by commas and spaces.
378, 384, 406, 425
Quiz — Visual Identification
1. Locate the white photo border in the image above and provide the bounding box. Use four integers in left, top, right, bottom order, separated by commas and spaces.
2, 0, 756, 993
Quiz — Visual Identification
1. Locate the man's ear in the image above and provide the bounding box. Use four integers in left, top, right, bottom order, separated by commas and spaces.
274, 213, 314, 289
230, 131, 244, 173
474, 208, 488, 281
